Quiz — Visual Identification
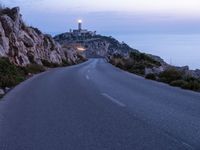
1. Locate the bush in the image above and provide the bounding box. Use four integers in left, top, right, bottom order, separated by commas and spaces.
182, 80, 200, 91
41, 59, 59, 68
129, 52, 161, 66
61, 60, 70, 66
145, 73, 157, 80
0, 58, 25, 88
23, 64, 45, 74
77, 54, 87, 64
0, 58, 46, 88
110, 52, 161, 76
169, 79, 200, 91
129, 63, 145, 75
159, 68, 182, 83
170, 80, 188, 88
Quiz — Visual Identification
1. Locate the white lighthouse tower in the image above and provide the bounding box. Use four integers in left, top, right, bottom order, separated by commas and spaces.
70, 19, 96, 37
78, 19, 82, 31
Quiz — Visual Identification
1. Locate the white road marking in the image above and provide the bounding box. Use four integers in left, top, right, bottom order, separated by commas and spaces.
0, 114, 5, 126
101, 93, 126, 107
181, 142, 194, 150
86, 75, 90, 80
163, 132, 194, 150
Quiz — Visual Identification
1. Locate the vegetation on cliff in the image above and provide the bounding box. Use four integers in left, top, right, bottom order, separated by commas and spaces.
109, 53, 200, 92
158, 69, 200, 91
0, 57, 45, 88
109, 52, 161, 75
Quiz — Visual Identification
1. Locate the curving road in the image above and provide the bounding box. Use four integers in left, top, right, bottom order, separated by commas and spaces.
0, 59, 200, 150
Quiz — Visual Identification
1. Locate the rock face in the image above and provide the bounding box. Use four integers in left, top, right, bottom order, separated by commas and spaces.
0, 88, 4, 95
0, 7, 78, 66
145, 66, 165, 75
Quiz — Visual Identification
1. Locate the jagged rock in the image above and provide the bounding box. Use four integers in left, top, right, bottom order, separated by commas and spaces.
145, 66, 164, 75
0, 89, 4, 95
0, 15, 14, 36
62, 46, 79, 64
175, 66, 189, 72
0, 22, 9, 57
5, 87, 11, 93
184, 69, 200, 79
0, 7, 81, 66
19, 31, 34, 47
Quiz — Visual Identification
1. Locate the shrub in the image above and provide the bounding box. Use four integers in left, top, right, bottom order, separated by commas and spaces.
129, 63, 145, 75
110, 52, 162, 76
182, 80, 200, 91
76, 54, 87, 64
169, 79, 200, 91
61, 60, 70, 66
159, 68, 182, 83
110, 58, 125, 69
30, 26, 42, 35
23, 64, 45, 74
41, 59, 59, 68
0, 58, 25, 87
170, 80, 188, 88
0, 58, 47, 88
145, 73, 157, 80
129, 52, 161, 66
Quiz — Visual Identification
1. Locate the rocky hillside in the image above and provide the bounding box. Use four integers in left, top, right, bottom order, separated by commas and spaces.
55, 32, 170, 75
54, 34, 139, 58
0, 7, 80, 67
55, 32, 200, 79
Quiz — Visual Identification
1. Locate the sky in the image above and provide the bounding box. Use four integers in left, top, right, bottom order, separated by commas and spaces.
1, 0, 200, 35
1, 0, 200, 69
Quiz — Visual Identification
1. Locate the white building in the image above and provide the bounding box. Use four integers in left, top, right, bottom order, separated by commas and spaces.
71, 20, 96, 37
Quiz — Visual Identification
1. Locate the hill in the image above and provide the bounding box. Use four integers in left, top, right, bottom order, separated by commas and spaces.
54, 30, 200, 92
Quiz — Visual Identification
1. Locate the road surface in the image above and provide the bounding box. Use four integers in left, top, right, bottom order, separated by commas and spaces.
0, 59, 200, 150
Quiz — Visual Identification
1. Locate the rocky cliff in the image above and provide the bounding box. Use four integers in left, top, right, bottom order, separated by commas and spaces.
0, 7, 79, 66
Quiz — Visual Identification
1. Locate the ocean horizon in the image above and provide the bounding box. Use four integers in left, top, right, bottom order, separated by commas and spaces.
110, 33, 200, 70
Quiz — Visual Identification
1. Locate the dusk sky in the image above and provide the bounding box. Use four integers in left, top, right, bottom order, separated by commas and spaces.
2, 0, 200, 35
2, 0, 200, 69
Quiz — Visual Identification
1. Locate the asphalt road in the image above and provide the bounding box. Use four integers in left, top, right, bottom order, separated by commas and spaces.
0, 59, 200, 150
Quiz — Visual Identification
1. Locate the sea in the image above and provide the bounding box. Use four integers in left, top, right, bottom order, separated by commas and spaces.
112, 33, 200, 70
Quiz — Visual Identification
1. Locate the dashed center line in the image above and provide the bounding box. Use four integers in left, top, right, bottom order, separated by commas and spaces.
86, 75, 90, 80
101, 93, 126, 107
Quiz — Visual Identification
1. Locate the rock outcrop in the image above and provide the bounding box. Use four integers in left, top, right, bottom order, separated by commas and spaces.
54, 34, 139, 58
0, 7, 79, 66
175, 66, 200, 78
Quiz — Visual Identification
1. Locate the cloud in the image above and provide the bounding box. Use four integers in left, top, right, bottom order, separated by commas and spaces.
1, 0, 200, 35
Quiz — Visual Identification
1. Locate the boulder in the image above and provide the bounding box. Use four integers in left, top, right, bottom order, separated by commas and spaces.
145, 66, 164, 75
0, 89, 5, 95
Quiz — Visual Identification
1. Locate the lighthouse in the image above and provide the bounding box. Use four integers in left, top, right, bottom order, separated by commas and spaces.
78, 19, 82, 31
69, 20, 96, 37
